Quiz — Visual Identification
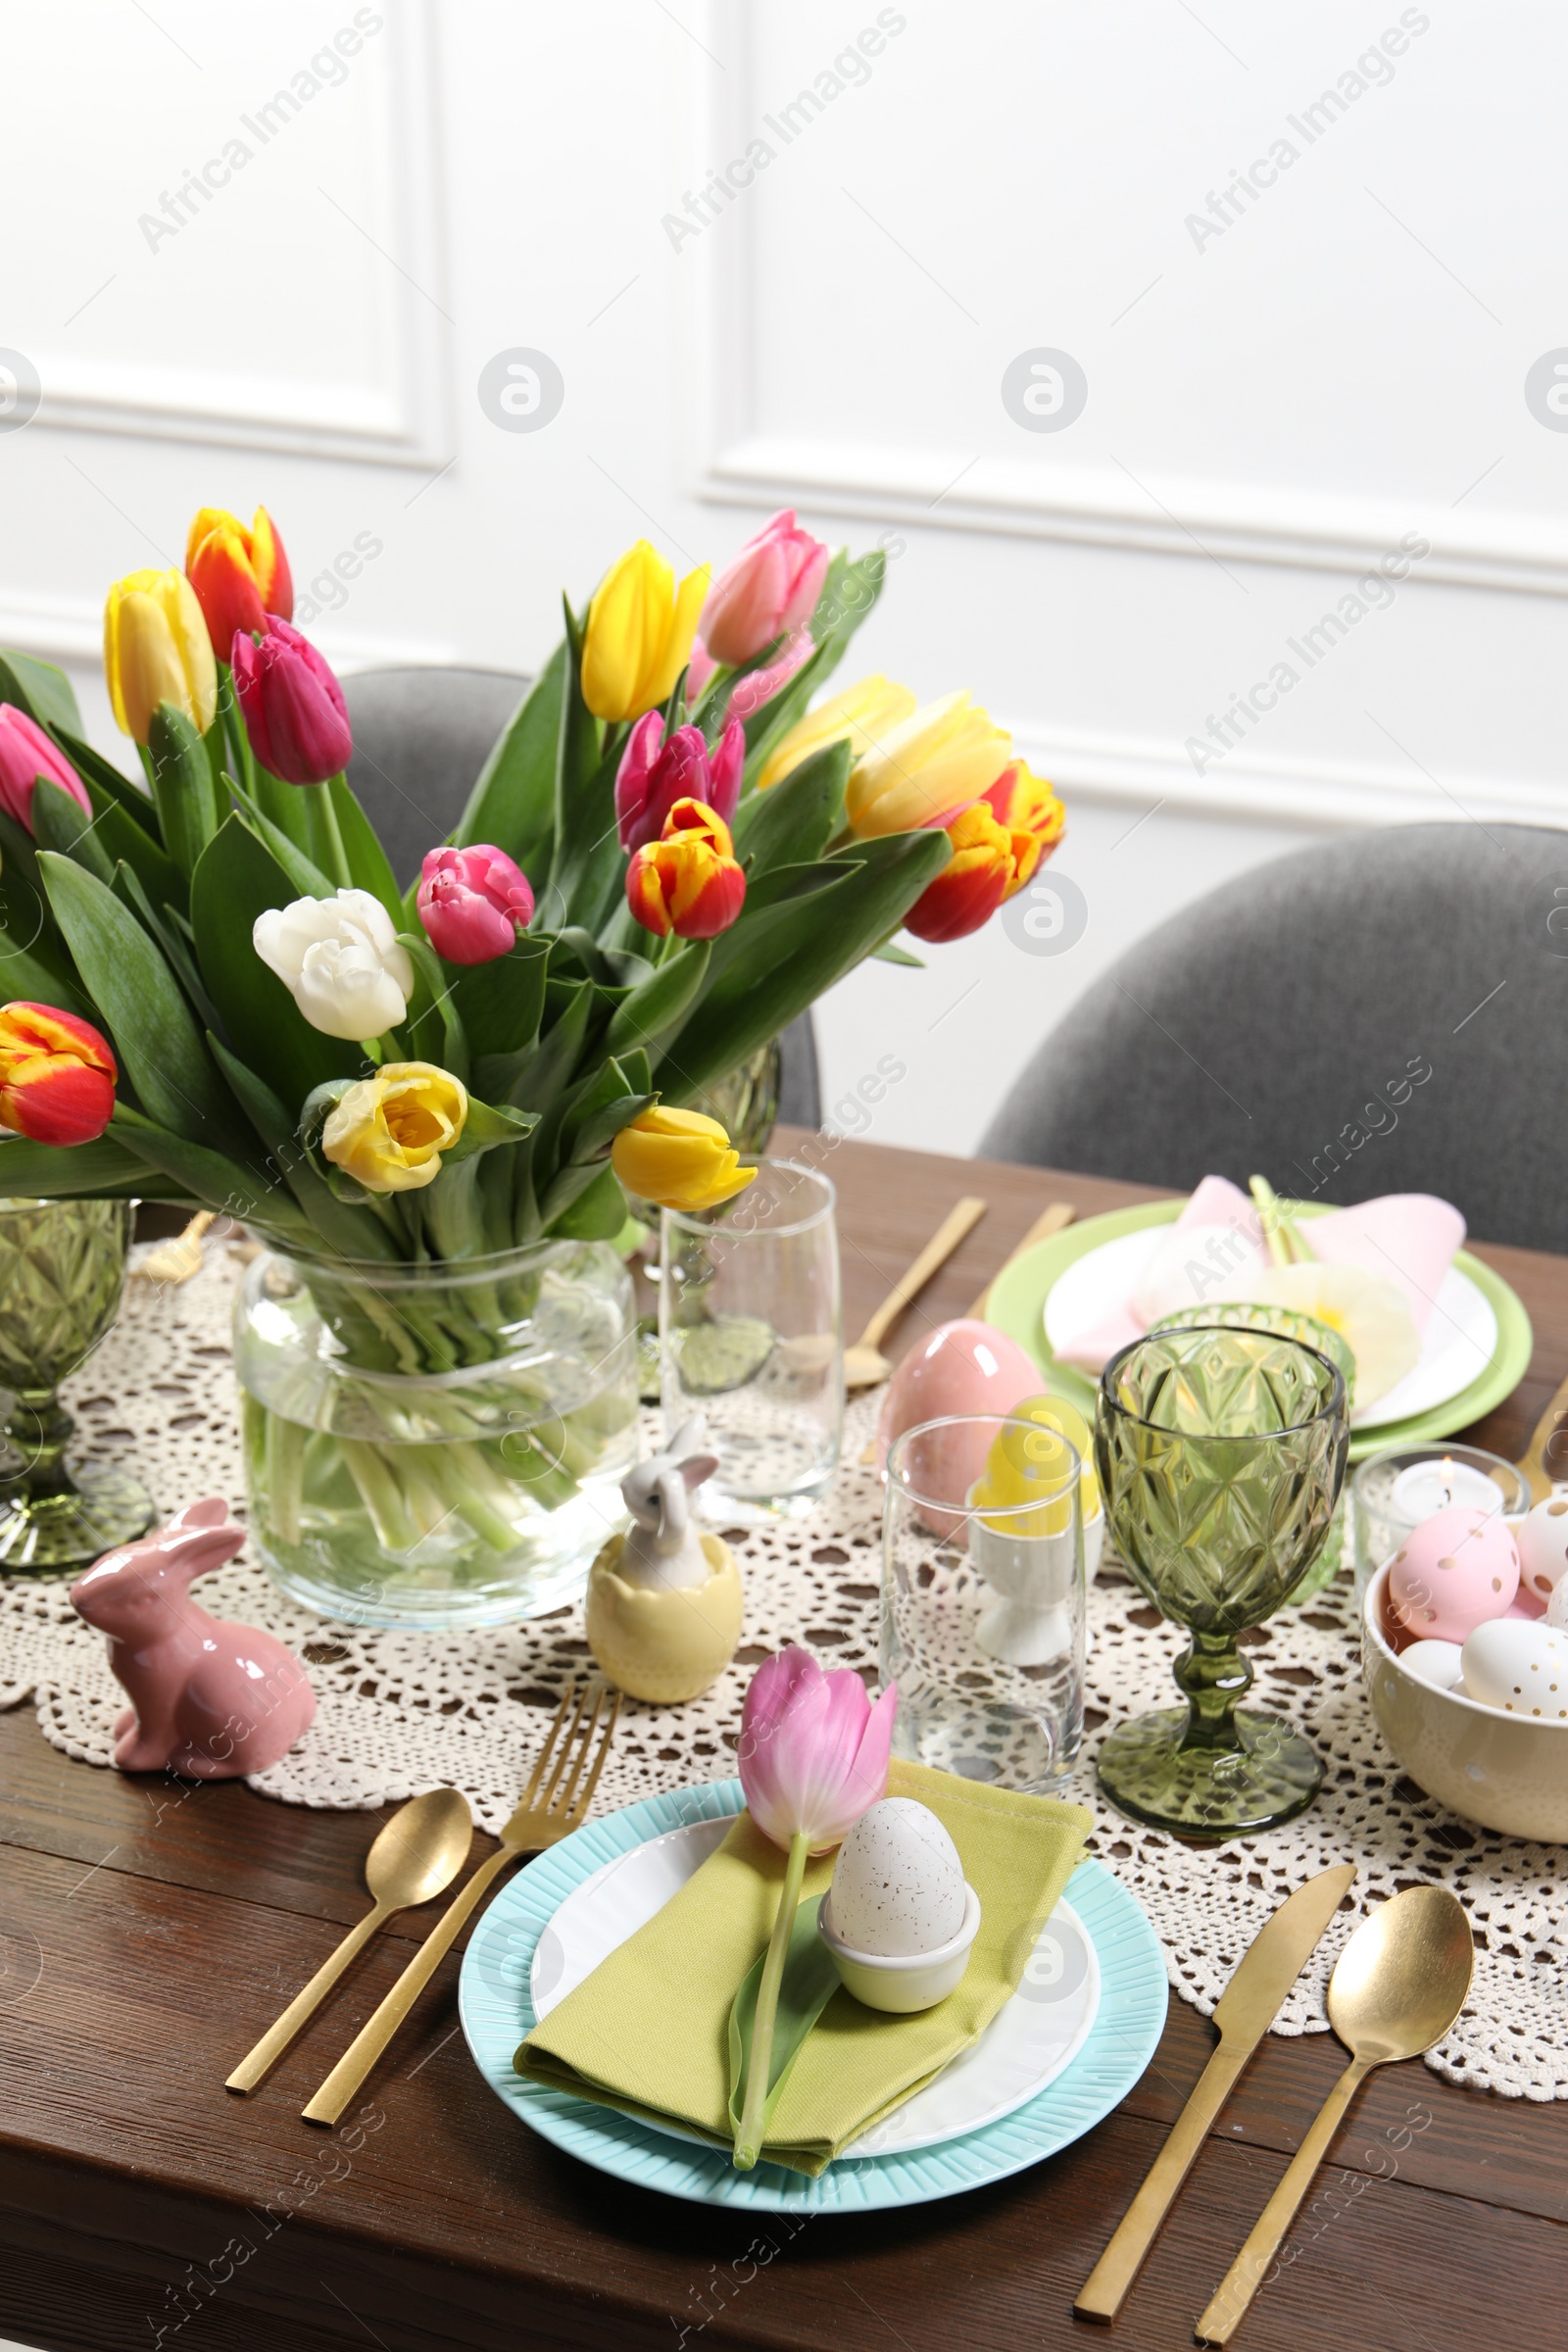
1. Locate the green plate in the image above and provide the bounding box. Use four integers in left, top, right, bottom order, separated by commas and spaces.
987, 1200, 1533, 1465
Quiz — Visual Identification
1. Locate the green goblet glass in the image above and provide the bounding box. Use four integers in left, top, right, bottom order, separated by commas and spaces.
0, 1199, 155, 1573
1094, 1326, 1348, 1838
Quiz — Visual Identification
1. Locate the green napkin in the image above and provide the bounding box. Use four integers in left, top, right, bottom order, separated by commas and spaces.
515, 1758, 1093, 2176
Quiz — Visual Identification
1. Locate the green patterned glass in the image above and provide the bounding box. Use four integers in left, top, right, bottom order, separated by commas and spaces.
1094, 1326, 1348, 1838
0, 1199, 155, 1572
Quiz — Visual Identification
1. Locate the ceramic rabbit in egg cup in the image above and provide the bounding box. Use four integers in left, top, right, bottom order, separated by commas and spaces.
584, 1419, 743, 1702
70, 1496, 316, 1778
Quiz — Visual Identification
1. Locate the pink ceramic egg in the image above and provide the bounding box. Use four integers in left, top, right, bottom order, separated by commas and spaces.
876, 1319, 1044, 1493
1388, 1504, 1520, 1642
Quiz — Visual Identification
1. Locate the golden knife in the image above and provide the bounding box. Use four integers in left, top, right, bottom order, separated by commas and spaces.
1074, 1860, 1356, 2325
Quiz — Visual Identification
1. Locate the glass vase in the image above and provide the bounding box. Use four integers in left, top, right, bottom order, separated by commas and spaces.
0, 1197, 155, 1572
234, 1238, 639, 1628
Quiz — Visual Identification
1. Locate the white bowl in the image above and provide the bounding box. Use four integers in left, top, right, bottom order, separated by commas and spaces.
1362, 1561, 1568, 1841
817, 1883, 982, 2013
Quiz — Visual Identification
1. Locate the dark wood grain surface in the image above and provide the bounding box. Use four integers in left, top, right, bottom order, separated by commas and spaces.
2, 1138, 1564, 2352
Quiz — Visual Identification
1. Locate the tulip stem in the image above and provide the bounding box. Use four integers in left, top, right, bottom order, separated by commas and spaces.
306, 777, 353, 890
732, 1828, 809, 2171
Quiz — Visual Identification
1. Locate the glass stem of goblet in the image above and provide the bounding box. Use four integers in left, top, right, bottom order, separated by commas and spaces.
1173, 1626, 1252, 1754
1, 1389, 79, 1501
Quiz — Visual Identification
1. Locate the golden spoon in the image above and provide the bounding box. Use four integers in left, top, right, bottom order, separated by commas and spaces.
225, 1786, 473, 2093
843, 1197, 988, 1390
1195, 1884, 1473, 2343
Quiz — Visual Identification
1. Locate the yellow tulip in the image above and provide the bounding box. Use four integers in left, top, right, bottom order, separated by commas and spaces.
103, 567, 218, 744
581, 541, 710, 722
756, 673, 916, 792
845, 690, 1013, 839
320, 1062, 467, 1194
610, 1104, 756, 1212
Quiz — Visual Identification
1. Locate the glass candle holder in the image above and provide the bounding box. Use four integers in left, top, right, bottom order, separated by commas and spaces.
661, 1159, 842, 1521
882, 1412, 1086, 1791
0, 1197, 155, 1573
1349, 1445, 1531, 1604
1095, 1325, 1349, 1838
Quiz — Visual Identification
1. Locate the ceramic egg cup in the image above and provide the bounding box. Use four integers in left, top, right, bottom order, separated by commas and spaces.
1362, 1562, 1568, 1842
817, 1885, 982, 2014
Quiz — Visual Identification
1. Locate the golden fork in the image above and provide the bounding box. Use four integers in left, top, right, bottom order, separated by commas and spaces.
137, 1209, 215, 1285
301, 1683, 620, 2125
1517, 1366, 1568, 1503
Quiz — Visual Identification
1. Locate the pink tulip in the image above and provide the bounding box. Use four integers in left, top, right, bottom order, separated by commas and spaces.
690, 627, 813, 722
732, 1646, 896, 2171
700, 510, 829, 667
738, 1644, 897, 1855
614, 711, 743, 853
230, 615, 352, 786
0, 705, 91, 833
417, 845, 535, 964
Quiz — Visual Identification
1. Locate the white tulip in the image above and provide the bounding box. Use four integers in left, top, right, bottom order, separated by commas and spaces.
253, 889, 415, 1043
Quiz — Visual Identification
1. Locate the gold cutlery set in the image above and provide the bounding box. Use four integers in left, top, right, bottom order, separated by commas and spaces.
227, 1684, 619, 2120
1077, 1866, 1473, 2342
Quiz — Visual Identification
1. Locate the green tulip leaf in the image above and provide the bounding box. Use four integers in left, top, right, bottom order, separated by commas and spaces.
40, 852, 246, 1152
0, 649, 82, 738
29, 776, 115, 885
111, 1104, 305, 1236
326, 774, 405, 924
398, 931, 469, 1084
730, 740, 850, 878
545, 1160, 627, 1239
661, 829, 950, 1100
109, 862, 224, 1041
0, 1133, 147, 1198
604, 941, 711, 1060
147, 702, 221, 878
442, 1095, 539, 1168
190, 815, 360, 1104
224, 784, 335, 900
453, 641, 566, 869
208, 1037, 399, 1259
726, 1896, 842, 2145
0, 920, 88, 1021
452, 935, 551, 1060
49, 726, 161, 840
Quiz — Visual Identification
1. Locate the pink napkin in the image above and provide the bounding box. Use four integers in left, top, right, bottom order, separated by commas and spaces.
1052, 1178, 1465, 1373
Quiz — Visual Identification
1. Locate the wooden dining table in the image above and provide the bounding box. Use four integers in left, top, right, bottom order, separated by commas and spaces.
1, 1132, 1565, 2352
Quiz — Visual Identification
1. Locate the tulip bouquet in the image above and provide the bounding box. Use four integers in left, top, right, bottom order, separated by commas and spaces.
0, 501, 1064, 1619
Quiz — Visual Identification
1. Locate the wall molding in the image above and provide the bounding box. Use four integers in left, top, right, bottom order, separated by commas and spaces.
24, 0, 449, 470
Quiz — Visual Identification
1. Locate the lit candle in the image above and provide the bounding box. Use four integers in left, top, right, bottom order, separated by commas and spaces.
1389, 1454, 1505, 1526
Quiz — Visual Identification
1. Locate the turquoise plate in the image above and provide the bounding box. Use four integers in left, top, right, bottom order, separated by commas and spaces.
987, 1200, 1533, 1466
458, 1780, 1167, 2213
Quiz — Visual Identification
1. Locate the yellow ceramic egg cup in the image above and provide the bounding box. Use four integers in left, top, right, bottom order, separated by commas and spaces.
584, 1532, 743, 1703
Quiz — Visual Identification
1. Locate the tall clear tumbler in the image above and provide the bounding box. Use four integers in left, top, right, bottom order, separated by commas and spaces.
882, 1412, 1086, 1791
660, 1159, 843, 1520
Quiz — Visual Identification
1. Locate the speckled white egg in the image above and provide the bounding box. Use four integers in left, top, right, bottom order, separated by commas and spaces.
1400, 1638, 1465, 1691
1517, 1496, 1568, 1608
826, 1798, 966, 1957
1459, 1619, 1568, 1720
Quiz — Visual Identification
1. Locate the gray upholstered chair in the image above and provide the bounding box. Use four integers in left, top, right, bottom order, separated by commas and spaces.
340, 664, 820, 1127
981, 821, 1568, 1252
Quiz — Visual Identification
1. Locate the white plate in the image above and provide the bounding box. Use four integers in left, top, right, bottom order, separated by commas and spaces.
528, 1817, 1101, 2160
1044, 1227, 1498, 1431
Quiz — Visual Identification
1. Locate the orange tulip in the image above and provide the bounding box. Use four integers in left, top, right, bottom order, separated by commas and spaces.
185, 505, 293, 657
904, 762, 1066, 944
0, 1002, 118, 1145
625, 798, 746, 940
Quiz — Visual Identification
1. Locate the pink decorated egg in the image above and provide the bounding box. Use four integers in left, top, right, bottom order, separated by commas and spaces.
876, 1318, 1044, 1494
1388, 1504, 1520, 1642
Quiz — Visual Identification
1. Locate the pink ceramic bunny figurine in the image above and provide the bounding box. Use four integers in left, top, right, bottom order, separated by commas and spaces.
70, 1496, 316, 1779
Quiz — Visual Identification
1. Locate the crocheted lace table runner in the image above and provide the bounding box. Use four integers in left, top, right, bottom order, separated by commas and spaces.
1, 1242, 1559, 2102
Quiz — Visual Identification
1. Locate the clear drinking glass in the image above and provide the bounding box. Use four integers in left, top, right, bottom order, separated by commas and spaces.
660, 1159, 842, 1520
882, 1412, 1086, 1791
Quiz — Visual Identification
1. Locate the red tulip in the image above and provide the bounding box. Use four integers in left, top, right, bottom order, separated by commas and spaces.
700, 510, 829, 666
417, 846, 535, 965
625, 798, 746, 940
906, 760, 1068, 944
185, 505, 293, 657
0, 706, 92, 834
980, 759, 1066, 896
230, 616, 352, 786
0, 1002, 118, 1145
614, 712, 743, 853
